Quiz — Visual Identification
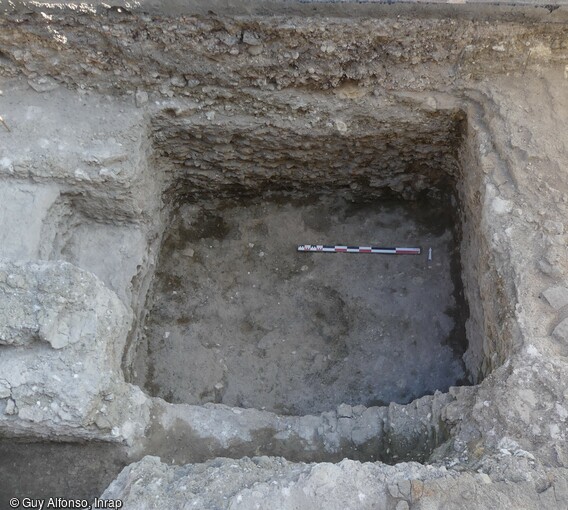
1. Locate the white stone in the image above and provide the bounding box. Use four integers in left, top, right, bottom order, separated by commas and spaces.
552, 318, 568, 343
248, 45, 263, 56
425, 96, 437, 109
335, 120, 348, 133
28, 76, 59, 93
170, 75, 187, 87
542, 286, 568, 310
320, 41, 336, 54
185, 78, 200, 88
5, 398, 16, 415
0, 380, 10, 399
74, 168, 91, 181
0, 261, 136, 439
242, 31, 262, 46
526, 344, 540, 357
0, 157, 13, 172
476, 473, 492, 484
556, 403, 568, 420
544, 220, 564, 235
135, 89, 149, 107
492, 197, 513, 215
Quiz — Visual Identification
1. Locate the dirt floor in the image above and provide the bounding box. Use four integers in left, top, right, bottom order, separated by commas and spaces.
132, 194, 468, 415
0, 440, 128, 504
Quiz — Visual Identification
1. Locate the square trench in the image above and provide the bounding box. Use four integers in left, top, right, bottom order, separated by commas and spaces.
0, 91, 518, 494
112, 98, 513, 467
132, 192, 469, 416
0, 6, 546, 501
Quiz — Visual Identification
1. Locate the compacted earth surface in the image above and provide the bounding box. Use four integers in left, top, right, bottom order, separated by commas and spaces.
133, 195, 468, 414
0, 440, 128, 502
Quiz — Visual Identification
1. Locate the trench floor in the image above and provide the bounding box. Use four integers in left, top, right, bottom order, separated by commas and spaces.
0, 440, 128, 504
133, 195, 467, 415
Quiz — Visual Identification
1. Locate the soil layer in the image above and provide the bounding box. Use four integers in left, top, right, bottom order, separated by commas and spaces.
133, 195, 468, 414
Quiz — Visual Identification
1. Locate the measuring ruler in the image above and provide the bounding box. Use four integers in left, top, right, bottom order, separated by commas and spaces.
297, 245, 421, 255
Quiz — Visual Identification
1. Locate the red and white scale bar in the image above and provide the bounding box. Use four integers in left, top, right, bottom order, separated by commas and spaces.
297, 245, 421, 255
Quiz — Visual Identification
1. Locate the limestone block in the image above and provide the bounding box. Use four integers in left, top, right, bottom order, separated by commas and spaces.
542, 285, 568, 311
0, 183, 60, 261
0, 261, 136, 440
552, 318, 568, 343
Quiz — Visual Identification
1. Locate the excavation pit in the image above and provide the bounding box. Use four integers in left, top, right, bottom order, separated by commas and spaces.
1, 3, 566, 504
0, 80, 518, 469
132, 193, 469, 416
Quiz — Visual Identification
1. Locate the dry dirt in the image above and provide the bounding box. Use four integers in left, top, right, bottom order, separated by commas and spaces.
133, 195, 467, 414
0, 440, 128, 503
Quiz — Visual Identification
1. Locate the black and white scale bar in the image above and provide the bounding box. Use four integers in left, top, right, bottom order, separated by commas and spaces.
297, 245, 421, 255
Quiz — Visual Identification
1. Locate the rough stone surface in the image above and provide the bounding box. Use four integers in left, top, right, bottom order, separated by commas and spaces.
0, 261, 149, 442
102, 455, 568, 510
127, 391, 451, 465
542, 285, 568, 310
552, 318, 568, 343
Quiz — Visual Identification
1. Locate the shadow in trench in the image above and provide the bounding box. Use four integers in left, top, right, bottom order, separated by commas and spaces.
0, 439, 128, 506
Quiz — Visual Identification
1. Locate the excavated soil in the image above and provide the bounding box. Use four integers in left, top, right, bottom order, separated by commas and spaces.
0, 440, 128, 503
133, 195, 468, 414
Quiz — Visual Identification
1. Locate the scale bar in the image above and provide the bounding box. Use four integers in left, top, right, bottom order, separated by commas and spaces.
297, 245, 421, 255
